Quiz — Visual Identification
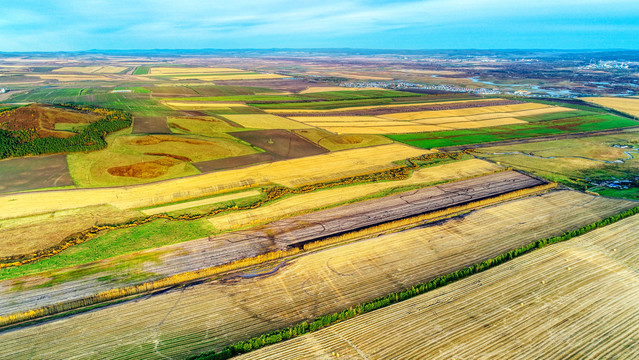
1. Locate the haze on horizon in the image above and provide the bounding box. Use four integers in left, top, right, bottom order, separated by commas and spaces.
1, 0, 638, 52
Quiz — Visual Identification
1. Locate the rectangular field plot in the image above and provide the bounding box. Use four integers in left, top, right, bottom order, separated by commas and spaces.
583, 96, 639, 117
238, 214, 639, 360
131, 116, 171, 134
0, 154, 74, 194
1, 190, 634, 359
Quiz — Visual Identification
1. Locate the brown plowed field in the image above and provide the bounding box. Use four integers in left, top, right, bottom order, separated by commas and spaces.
0, 154, 74, 194
131, 116, 171, 134
0, 190, 633, 359
194, 153, 276, 172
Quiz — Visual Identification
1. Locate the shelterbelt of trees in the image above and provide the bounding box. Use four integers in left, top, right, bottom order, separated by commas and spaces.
0, 104, 132, 159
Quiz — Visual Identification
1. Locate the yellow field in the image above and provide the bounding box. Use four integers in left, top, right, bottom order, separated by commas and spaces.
265, 98, 500, 114
0, 190, 633, 359
239, 214, 639, 360
209, 159, 503, 230
149, 67, 243, 75
161, 101, 251, 110
141, 190, 262, 215
380, 102, 562, 121
324, 125, 449, 134
290, 116, 392, 123
32, 74, 114, 81
222, 114, 310, 129
52, 66, 128, 74
0, 144, 426, 219
581, 96, 639, 117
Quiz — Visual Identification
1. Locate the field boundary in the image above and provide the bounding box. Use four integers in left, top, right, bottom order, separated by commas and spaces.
185, 205, 639, 360
0, 181, 554, 328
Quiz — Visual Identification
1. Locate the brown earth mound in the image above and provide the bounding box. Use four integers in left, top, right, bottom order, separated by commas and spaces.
0, 104, 99, 138
132, 135, 211, 146
107, 158, 182, 179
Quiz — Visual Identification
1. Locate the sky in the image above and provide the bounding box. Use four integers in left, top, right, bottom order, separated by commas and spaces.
0, 0, 638, 51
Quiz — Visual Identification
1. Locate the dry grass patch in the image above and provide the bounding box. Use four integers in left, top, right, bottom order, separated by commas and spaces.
161, 101, 251, 110
322, 125, 449, 134
141, 190, 262, 215
582, 96, 639, 117
380, 102, 554, 120
293, 129, 393, 151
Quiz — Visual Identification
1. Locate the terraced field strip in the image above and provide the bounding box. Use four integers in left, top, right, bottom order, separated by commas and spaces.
582, 96, 639, 117
264, 98, 500, 114
0, 190, 633, 359
210, 159, 503, 230
0, 144, 426, 219
380, 102, 564, 120
140, 190, 262, 215
238, 214, 639, 360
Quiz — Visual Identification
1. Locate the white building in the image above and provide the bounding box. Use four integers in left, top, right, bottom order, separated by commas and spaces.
0, 88, 6, 94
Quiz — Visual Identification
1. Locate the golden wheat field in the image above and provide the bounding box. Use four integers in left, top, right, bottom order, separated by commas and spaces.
223, 114, 310, 129
379, 102, 565, 121
0, 144, 426, 219
209, 159, 503, 231
582, 96, 639, 117
170, 74, 286, 81
0, 190, 633, 359
238, 214, 639, 360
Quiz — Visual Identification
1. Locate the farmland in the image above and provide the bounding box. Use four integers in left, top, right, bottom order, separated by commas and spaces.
0, 190, 634, 359
1, 52, 639, 360
238, 213, 639, 360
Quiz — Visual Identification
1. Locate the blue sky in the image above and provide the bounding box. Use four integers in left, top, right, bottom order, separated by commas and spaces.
1, 0, 638, 51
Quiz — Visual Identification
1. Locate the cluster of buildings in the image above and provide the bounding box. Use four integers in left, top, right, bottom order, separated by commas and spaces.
580, 61, 635, 70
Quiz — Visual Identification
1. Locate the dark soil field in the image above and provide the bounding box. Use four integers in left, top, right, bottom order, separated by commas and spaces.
194, 153, 276, 172
232, 129, 328, 158
0, 154, 74, 193
0, 104, 100, 138
131, 116, 171, 134
194, 130, 327, 172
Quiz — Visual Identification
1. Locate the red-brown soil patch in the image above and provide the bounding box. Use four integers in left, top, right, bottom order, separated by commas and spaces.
0, 104, 99, 138
144, 152, 193, 162
107, 158, 182, 179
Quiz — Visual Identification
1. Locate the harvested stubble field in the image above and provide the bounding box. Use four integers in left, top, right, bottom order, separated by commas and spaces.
582, 96, 639, 117
0, 190, 633, 359
210, 159, 503, 231
231, 130, 328, 159
141, 190, 262, 216
52, 66, 128, 74
0, 144, 426, 218
239, 213, 639, 360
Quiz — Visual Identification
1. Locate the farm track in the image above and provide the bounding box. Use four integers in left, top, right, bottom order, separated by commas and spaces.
238, 214, 639, 360
438, 126, 639, 151
0, 190, 634, 359
0, 170, 540, 316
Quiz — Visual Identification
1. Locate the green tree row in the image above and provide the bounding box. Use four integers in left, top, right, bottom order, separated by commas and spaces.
188, 206, 639, 360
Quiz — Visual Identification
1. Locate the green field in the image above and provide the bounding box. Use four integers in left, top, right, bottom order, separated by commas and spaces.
388, 114, 639, 148
133, 66, 150, 75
